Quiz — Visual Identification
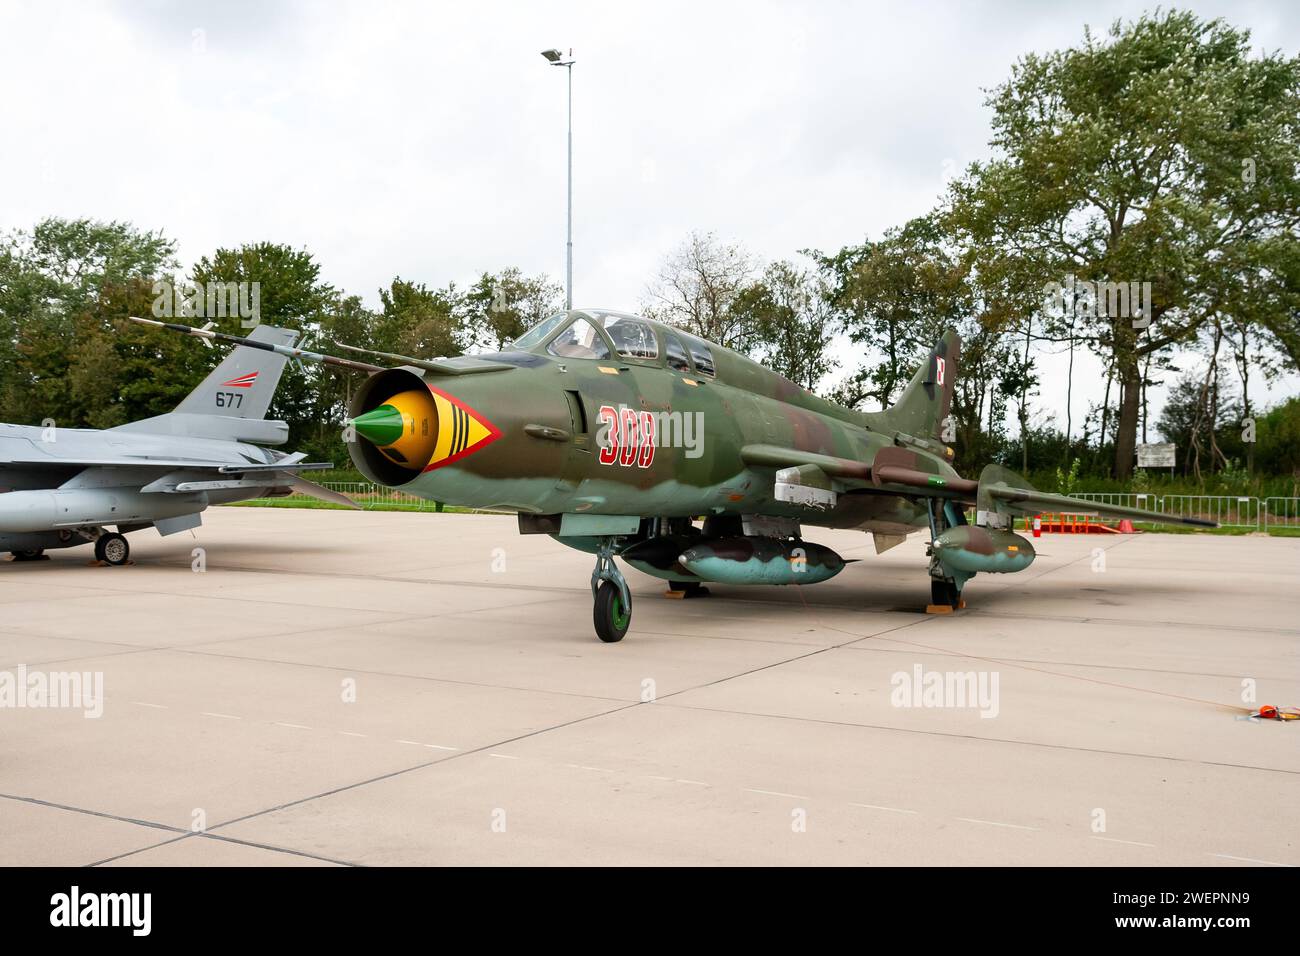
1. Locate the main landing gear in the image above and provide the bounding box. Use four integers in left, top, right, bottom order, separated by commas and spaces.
591, 537, 632, 643
94, 532, 130, 566
930, 577, 962, 610
925, 498, 965, 611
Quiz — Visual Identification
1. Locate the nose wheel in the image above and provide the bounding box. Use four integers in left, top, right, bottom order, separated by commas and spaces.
593, 581, 631, 643
591, 538, 631, 643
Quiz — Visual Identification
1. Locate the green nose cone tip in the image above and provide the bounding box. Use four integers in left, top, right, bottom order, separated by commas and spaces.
350, 404, 405, 446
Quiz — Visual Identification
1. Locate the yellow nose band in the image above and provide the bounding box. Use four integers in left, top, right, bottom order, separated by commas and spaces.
350, 389, 438, 467
349, 386, 502, 471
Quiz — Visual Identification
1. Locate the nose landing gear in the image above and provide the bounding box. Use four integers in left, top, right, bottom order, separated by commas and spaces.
591, 538, 632, 643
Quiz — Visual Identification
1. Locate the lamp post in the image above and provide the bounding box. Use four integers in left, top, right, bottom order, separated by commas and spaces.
541, 47, 575, 310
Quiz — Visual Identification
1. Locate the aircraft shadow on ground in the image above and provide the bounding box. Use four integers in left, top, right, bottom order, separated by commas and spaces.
664, 574, 1210, 618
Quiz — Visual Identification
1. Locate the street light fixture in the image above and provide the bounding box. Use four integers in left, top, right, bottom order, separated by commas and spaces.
541, 47, 575, 310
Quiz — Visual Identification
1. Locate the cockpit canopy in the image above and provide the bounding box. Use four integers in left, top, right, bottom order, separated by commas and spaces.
511, 309, 716, 376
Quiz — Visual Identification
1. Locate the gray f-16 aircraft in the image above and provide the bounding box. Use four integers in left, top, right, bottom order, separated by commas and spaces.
0, 323, 353, 566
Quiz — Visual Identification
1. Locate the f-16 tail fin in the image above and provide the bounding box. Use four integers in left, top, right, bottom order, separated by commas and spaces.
173, 324, 299, 421
866, 330, 960, 445
111, 323, 304, 445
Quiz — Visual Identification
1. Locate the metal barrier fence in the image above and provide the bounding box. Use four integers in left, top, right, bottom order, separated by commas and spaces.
1162, 494, 1262, 528
1068, 493, 1272, 529
244, 484, 1296, 529
1263, 497, 1300, 528
1068, 492, 1158, 511
243, 481, 447, 512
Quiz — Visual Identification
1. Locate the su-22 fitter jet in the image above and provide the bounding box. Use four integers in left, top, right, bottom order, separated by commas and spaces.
0, 324, 355, 566
140, 310, 1215, 642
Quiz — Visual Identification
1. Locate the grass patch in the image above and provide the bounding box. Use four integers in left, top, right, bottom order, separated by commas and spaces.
1124, 522, 1300, 536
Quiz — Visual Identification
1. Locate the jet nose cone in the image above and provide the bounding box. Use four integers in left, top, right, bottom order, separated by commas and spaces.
349, 404, 406, 447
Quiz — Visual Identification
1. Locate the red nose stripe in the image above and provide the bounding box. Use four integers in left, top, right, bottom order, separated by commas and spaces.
420, 384, 502, 472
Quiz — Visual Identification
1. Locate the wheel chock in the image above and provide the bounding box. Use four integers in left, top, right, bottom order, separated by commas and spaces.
664, 585, 710, 599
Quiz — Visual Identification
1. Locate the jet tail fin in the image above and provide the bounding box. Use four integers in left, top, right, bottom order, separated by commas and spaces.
864, 330, 960, 445
110, 324, 302, 445
172, 324, 299, 420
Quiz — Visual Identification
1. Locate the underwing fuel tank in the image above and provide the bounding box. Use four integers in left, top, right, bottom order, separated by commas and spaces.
0, 488, 207, 533
678, 537, 846, 586
933, 525, 1035, 575
619, 535, 701, 582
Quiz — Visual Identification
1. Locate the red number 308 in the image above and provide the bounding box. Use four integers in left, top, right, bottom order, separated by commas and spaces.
597, 405, 655, 469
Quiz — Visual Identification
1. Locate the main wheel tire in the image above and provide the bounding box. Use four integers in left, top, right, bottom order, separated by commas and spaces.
95, 533, 130, 566
593, 580, 630, 643
931, 577, 960, 609
11, 549, 45, 561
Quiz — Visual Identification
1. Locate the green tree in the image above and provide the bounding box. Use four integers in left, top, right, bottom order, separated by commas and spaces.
191, 243, 336, 449
1254, 397, 1300, 477
949, 10, 1300, 478
376, 278, 465, 358
310, 293, 382, 462
820, 216, 971, 410
463, 268, 563, 352
643, 231, 758, 349
733, 259, 839, 391
1158, 369, 1239, 478
0, 217, 175, 427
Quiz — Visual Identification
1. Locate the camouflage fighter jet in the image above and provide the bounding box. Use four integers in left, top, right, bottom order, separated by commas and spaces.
139, 310, 1214, 641
0, 323, 355, 566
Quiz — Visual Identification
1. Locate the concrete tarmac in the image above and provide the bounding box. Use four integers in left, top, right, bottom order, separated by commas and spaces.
1, 507, 1296, 866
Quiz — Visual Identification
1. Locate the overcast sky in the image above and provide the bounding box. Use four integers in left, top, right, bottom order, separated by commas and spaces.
2, 0, 1297, 436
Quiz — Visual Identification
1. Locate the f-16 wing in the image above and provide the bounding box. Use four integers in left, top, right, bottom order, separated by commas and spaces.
35, 460, 359, 509
134, 463, 358, 508
214, 461, 333, 474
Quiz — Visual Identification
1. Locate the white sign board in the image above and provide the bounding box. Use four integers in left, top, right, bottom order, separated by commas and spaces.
1136, 443, 1176, 468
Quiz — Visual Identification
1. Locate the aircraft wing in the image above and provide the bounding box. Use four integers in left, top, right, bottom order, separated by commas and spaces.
214, 461, 333, 474
872, 457, 1218, 529
135, 463, 357, 508
3, 452, 253, 470
7, 459, 334, 480
977, 482, 1217, 527
743, 444, 1217, 529
331, 340, 513, 376
139, 463, 334, 493
739, 444, 872, 482
18, 459, 344, 500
